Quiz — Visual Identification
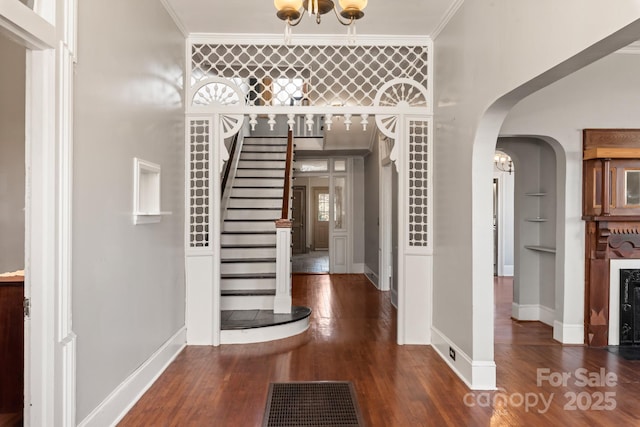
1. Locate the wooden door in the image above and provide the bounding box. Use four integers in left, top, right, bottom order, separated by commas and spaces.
292, 186, 306, 254
313, 187, 330, 250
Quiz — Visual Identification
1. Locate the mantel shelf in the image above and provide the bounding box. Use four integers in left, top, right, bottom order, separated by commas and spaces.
525, 218, 548, 222
524, 245, 556, 253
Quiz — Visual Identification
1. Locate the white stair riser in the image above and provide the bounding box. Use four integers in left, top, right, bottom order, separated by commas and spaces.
220, 317, 310, 344
221, 233, 276, 245
231, 188, 283, 198
228, 198, 281, 209
221, 247, 277, 259
240, 152, 286, 161
241, 145, 287, 153
221, 295, 275, 311
221, 262, 276, 275
236, 169, 284, 178
223, 221, 276, 232
226, 209, 281, 220
237, 160, 285, 169
233, 178, 283, 187
221, 277, 276, 291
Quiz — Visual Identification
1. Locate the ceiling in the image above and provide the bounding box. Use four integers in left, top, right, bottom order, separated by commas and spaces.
165, 0, 457, 36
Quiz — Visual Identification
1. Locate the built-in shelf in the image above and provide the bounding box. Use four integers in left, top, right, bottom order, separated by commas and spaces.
524, 245, 556, 253
525, 192, 547, 196
525, 218, 548, 222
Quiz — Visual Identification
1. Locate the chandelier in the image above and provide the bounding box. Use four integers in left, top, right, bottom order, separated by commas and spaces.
274, 0, 368, 39
494, 152, 514, 175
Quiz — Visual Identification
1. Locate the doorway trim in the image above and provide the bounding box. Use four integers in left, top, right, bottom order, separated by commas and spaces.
1, 1, 76, 425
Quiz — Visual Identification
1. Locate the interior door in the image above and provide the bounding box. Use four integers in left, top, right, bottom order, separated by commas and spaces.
292, 186, 306, 254
313, 187, 330, 250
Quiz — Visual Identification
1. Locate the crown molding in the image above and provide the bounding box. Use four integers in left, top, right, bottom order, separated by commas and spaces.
160, 0, 187, 38
430, 0, 464, 41
188, 33, 432, 47
616, 40, 640, 55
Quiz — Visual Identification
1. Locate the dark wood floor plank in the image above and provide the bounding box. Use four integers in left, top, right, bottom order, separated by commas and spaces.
118, 275, 640, 426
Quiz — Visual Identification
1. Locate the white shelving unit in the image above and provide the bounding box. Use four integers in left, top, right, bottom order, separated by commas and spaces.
524, 191, 555, 252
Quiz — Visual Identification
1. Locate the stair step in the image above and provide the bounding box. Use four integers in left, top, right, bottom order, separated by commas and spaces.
226, 209, 281, 220
221, 231, 276, 245
221, 261, 276, 275
221, 289, 276, 296
221, 246, 277, 258
240, 152, 286, 161
233, 177, 284, 187
220, 273, 277, 290
220, 293, 275, 310
238, 160, 285, 169
223, 220, 276, 232
230, 188, 283, 198
228, 198, 282, 209
236, 168, 284, 178
221, 258, 277, 263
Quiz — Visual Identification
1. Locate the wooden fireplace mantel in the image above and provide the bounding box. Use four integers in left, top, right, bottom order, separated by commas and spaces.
583, 129, 640, 347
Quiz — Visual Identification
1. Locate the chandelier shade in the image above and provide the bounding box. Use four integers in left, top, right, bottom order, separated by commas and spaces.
274, 0, 367, 26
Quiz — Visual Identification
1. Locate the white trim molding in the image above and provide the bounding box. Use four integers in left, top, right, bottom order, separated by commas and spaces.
159, 0, 188, 38
77, 327, 186, 427
552, 321, 583, 344
431, 326, 497, 390
511, 303, 555, 326
364, 265, 379, 289
188, 33, 432, 47
430, 0, 464, 40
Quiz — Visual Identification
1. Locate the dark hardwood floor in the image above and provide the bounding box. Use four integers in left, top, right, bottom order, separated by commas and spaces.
118, 275, 640, 426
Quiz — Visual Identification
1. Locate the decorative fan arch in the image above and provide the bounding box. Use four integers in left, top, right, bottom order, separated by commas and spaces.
191, 77, 245, 139
374, 78, 429, 139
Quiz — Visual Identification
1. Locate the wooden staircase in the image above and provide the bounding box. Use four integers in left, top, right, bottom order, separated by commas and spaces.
220, 135, 310, 343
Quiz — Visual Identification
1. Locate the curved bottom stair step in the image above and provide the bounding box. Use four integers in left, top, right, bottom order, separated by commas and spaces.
220, 306, 312, 344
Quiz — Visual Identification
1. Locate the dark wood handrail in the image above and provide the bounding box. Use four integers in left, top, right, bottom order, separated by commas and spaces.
281, 129, 294, 220
221, 132, 240, 195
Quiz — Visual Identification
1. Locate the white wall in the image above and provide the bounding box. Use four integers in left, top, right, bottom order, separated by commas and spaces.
498, 138, 556, 325
352, 157, 365, 268
434, 0, 640, 388
0, 35, 25, 273
493, 167, 514, 277
501, 51, 640, 341
73, 0, 185, 421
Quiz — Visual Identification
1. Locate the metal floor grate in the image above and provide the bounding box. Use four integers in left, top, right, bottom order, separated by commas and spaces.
263, 381, 364, 427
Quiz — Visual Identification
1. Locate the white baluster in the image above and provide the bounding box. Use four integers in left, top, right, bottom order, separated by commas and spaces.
249, 114, 258, 131
305, 114, 314, 132
287, 113, 296, 131
325, 114, 333, 131
360, 114, 369, 131
268, 114, 276, 131
344, 113, 352, 131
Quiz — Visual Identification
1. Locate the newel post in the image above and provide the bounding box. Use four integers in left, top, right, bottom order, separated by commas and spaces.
274, 219, 293, 313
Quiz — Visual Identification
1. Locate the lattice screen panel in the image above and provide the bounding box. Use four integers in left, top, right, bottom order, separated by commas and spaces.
191, 43, 428, 107
408, 120, 430, 248
189, 119, 210, 248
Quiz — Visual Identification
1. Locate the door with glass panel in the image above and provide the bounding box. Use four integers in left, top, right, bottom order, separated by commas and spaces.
313, 187, 330, 250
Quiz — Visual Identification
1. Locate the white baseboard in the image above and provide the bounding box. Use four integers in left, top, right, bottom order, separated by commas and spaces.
364, 265, 379, 289
553, 321, 583, 344
431, 326, 496, 390
512, 303, 555, 326
502, 264, 514, 276
351, 263, 365, 274
78, 327, 187, 427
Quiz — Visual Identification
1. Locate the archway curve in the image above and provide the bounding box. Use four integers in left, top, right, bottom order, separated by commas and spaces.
468, 28, 640, 390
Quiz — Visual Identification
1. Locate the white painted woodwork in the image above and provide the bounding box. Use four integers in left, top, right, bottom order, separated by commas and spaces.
240, 152, 286, 161
221, 277, 276, 290
223, 220, 277, 232
221, 233, 276, 245
220, 316, 310, 345
230, 188, 283, 198
228, 197, 282, 208
236, 169, 284, 178
221, 246, 277, 259
221, 261, 276, 275
221, 294, 275, 310
237, 160, 286, 169
225, 209, 281, 220
233, 178, 284, 187
274, 226, 293, 313
241, 144, 288, 152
